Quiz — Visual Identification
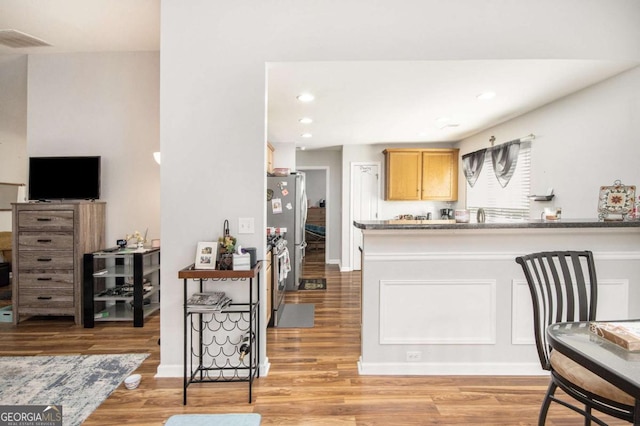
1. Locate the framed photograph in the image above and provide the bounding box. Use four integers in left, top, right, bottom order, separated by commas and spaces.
194, 241, 218, 269
598, 180, 636, 221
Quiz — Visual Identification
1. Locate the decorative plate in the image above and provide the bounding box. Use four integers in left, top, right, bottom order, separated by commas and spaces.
598, 180, 636, 220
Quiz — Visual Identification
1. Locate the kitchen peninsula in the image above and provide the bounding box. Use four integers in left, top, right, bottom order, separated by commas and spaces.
354, 218, 640, 376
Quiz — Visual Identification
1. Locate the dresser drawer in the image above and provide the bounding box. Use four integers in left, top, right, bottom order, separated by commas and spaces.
18, 232, 74, 251
18, 210, 74, 230
18, 287, 74, 309
19, 272, 74, 288
18, 251, 74, 270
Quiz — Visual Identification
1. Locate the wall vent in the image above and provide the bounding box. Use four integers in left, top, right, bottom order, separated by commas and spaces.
0, 29, 51, 48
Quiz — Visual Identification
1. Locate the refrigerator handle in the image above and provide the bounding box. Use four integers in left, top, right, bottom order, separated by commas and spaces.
302, 192, 308, 223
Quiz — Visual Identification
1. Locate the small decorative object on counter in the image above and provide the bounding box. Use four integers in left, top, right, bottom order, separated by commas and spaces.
598, 180, 636, 221
217, 219, 236, 270
440, 208, 454, 219
194, 241, 218, 269
477, 208, 486, 223
125, 230, 147, 248
541, 207, 562, 221
454, 209, 470, 223
232, 245, 251, 271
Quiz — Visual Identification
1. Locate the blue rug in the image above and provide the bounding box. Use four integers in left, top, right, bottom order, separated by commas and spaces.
165, 414, 261, 426
0, 353, 149, 426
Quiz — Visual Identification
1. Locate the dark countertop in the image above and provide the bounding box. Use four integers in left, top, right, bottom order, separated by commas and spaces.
353, 218, 640, 230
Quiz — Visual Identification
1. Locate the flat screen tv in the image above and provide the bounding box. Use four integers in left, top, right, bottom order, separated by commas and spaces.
28, 156, 101, 201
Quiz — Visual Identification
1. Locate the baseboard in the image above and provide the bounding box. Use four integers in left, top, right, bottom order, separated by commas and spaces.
155, 363, 182, 378
357, 357, 548, 376
155, 359, 271, 378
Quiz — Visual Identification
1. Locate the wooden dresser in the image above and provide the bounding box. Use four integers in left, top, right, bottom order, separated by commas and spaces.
11, 202, 106, 324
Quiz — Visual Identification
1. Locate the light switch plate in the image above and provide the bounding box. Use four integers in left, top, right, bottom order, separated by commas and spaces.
238, 217, 255, 234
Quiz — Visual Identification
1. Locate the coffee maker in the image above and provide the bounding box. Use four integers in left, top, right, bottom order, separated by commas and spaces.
440, 208, 454, 219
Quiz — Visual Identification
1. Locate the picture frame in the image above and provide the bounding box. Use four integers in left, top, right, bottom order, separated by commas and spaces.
598, 180, 636, 221
194, 241, 218, 269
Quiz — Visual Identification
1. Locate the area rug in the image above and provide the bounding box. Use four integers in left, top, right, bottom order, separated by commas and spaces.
298, 278, 326, 290
277, 303, 314, 328
0, 353, 149, 426
165, 413, 262, 426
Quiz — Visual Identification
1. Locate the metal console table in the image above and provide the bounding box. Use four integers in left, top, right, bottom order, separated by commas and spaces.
178, 262, 261, 404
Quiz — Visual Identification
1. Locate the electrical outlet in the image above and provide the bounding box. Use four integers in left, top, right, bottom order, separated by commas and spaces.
406, 351, 422, 362
238, 217, 255, 234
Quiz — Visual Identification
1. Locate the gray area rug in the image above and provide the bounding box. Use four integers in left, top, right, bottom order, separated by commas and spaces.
0, 353, 149, 426
277, 303, 314, 328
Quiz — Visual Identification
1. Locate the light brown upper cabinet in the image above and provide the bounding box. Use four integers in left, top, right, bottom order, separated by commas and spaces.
383, 148, 459, 201
267, 142, 275, 174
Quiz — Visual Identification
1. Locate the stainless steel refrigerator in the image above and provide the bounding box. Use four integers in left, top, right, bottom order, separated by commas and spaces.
267, 172, 307, 291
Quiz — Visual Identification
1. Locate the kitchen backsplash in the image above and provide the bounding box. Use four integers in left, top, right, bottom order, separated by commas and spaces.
381, 200, 459, 220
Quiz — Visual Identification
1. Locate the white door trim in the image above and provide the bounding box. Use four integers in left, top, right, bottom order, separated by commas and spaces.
349, 161, 381, 271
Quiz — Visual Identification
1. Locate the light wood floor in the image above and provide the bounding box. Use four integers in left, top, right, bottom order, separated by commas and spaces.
0, 256, 629, 425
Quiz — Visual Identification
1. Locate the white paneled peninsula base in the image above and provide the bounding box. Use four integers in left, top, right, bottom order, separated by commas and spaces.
354, 219, 640, 376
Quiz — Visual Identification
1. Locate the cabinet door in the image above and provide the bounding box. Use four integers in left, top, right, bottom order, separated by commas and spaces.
267, 143, 275, 174
421, 150, 458, 201
385, 151, 421, 200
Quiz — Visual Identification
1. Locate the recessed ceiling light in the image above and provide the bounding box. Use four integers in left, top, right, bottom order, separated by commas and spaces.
438, 123, 460, 130
299, 117, 313, 124
301, 133, 312, 138
299, 146, 306, 151
296, 93, 315, 102
476, 92, 496, 100
435, 117, 450, 123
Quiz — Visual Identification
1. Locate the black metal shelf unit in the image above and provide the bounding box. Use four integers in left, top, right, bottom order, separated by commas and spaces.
178, 262, 261, 404
83, 248, 161, 328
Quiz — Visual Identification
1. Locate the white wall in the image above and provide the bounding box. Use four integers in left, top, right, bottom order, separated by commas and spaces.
0, 55, 28, 230
160, 0, 640, 376
27, 52, 160, 245
270, 142, 297, 171
303, 169, 326, 208
458, 65, 640, 219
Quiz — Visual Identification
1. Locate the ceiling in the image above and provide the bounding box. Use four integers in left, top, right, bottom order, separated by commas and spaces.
0, 0, 159, 55
1, 1, 637, 151
268, 60, 638, 150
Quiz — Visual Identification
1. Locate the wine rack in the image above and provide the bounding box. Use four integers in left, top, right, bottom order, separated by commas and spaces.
178, 263, 261, 404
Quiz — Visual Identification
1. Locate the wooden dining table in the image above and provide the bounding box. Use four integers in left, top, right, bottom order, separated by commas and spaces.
547, 321, 640, 424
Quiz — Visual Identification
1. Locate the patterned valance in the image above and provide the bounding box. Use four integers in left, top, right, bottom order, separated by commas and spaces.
491, 140, 520, 188
462, 139, 522, 188
462, 149, 486, 188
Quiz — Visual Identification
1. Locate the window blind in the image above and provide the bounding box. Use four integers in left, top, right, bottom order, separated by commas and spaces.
466, 142, 531, 221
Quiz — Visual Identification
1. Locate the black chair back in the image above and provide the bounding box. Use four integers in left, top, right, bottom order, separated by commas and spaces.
515, 251, 598, 371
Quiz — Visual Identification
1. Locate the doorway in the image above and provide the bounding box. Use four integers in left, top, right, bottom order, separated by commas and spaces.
298, 167, 329, 277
